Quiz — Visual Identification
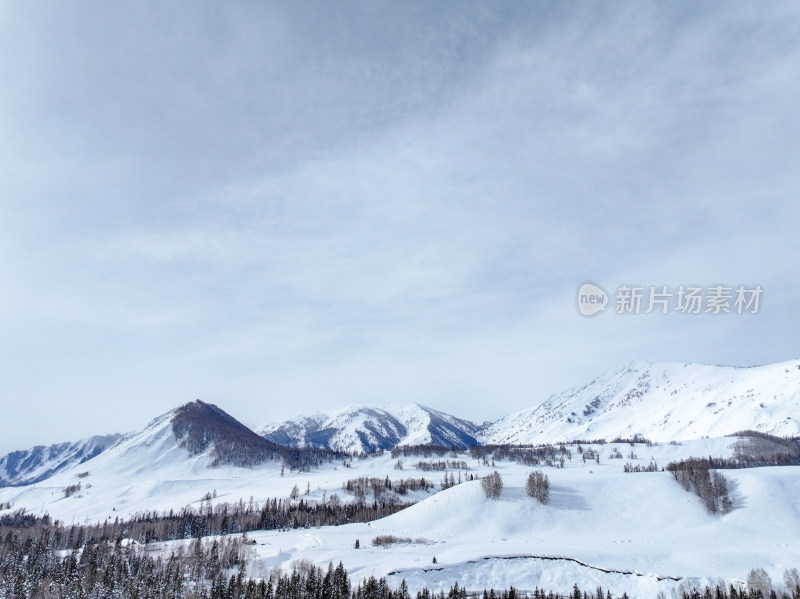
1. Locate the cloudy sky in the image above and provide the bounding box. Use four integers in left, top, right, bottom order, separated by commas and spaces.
1, 2, 799, 453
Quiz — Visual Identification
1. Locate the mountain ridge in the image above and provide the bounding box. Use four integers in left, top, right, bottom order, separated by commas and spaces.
0, 434, 123, 488
259, 402, 482, 453
2, 358, 798, 487
172, 399, 288, 467
480, 359, 800, 444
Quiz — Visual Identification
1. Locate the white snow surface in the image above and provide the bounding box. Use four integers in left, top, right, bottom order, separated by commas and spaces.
2, 435, 798, 597
2, 358, 800, 596
482, 359, 800, 444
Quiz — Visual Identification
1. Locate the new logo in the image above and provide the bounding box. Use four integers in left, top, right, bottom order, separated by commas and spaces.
577, 282, 608, 316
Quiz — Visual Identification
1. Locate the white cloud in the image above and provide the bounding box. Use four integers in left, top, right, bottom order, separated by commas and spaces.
0, 2, 799, 452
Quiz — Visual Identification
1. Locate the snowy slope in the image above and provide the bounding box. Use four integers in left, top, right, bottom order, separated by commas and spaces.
260, 403, 481, 453
80, 400, 290, 475
1, 361, 798, 597
116, 437, 796, 598
261, 360, 800, 451
482, 359, 800, 444
0, 399, 339, 523
0, 402, 295, 523
2, 428, 798, 597
0, 434, 123, 487
368, 463, 800, 595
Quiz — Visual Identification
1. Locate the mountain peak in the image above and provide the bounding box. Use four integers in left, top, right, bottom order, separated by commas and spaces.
171, 400, 281, 467
260, 402, 481, 453
482, 359, 800, 444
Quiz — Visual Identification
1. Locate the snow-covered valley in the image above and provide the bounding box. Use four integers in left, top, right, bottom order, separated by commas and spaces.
1, 359, 799, 597
1, 436, 798, 596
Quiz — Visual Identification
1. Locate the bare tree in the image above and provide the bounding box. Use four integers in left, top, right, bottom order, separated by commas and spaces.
784, 568, 800, 596
526, 470, 550, 504
748, 567, 773, 598
481, 471, 503, 499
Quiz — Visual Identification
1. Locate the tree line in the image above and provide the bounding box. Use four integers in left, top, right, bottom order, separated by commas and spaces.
666, 458, 733, 514
469, 445, 571, 468
390, 446, 453, 459
0, 523, 691, 599
3, 517, 797, 599
0, 494, 414, 549
341, 477, 435, 501
413, 460, 470, 472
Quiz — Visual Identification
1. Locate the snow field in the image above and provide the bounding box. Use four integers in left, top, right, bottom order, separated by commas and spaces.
1, 429, 798, 596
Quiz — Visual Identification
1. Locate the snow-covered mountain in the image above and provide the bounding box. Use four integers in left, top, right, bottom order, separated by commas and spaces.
107, 399, 299, 473
3, 358, 799, 493
2, 366, 799, 597
0, 400, 297, 520
21, 400, 287, 481
259, 403, 482, 453
0, 434, 123, 487
171, 400, 290, 467
482, 359, 800, 444
261, 360, 800, 451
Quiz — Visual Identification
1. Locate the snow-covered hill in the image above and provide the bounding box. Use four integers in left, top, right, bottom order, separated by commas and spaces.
2, 425, 798, 596
27, 400, 280, 482
2, 358, 799, 500
2, 362, 799, 597
70, 436, 794, 598
0, 400, 297, 522
260, 403, 482, 453
482, 359, 800, 444
262, 361, 800, 452
0, 434, 123, 487
304, 459, 800, 596
32, 400, 287, 483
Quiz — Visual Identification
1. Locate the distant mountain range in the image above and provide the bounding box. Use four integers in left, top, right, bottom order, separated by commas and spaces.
64, 399, 334, 478
0, 400, 308, 488
2, 359, 798, 486
258, 403, 482, 453
0, 434, 122, 487
481, 360, 800, 444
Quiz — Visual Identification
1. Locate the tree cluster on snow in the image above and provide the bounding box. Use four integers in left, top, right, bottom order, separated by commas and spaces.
414, 460, 469, 471
390, 445, 452, 459
622, 460, 660, 473
342, 476, 434, 501
675, 569, 800, 599
666, 458, 733, 514
63, 482, 81, 498
481, 471, 503, 499
470, 445, 571, 468
441, 471, 473, 490
526, 470, 550, 504
370, 534, 430, 547
728, 431, 800, 467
